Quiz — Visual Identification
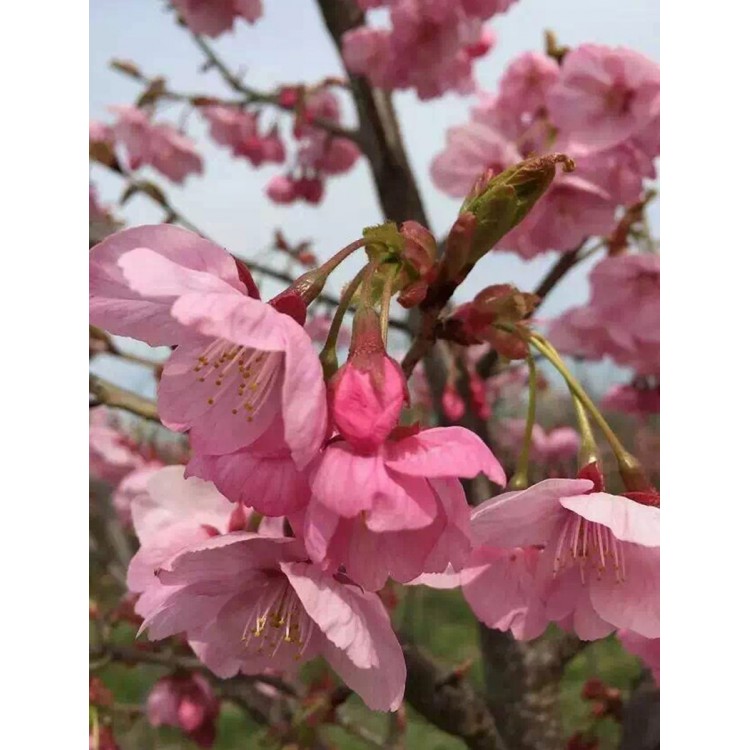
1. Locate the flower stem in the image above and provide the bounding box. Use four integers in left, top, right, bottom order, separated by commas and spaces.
570, 389, 600, 469
509, 355, 538, 491
292, 237, 367, 305
320, 265, 368, 378
379, 265, 398, 344
526, 333, 648, 487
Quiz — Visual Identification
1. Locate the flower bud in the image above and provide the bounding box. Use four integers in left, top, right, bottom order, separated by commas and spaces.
330, 308, 408, 452
442, 384, 465, 422
462, 153, 575, 264
297, 176, 324, 204
266, 174, 296, 204
400, 220, 437, 275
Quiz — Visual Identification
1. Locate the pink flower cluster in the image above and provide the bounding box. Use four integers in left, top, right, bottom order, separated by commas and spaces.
171, 0, 262, 37
201, 88, 359, 205
89, 223, 659, 709
91, 107, 203, 184
548, 252, 660, 376
202, 106, 285, 166
343, 1, 518, 100
431, 45, 659, 258
89, 407, 185, 526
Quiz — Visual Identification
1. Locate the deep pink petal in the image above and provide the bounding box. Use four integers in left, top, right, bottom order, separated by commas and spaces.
186, 445, 311, 516
385, 426, 506, 486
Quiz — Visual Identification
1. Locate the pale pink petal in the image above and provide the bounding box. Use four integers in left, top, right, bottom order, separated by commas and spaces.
282, 562, 405, 711
589, 545, 659, 638
560, 493, 660, 547
131, 466, 234, 547
118, 248, 241, 300
385, 426, 506, 486
90, 225, 244, 346
471, 478, 592, 548
275, 316, 328, 468
170, 292, 289, 353
157, 343, 283, 454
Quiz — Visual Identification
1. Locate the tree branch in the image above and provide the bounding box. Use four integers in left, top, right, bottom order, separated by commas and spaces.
187, 33, 360, 143
400, 636, 508, 750
89, 375, 159, 422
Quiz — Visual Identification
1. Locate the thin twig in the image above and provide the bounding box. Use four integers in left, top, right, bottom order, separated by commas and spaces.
89, 375, 160, 422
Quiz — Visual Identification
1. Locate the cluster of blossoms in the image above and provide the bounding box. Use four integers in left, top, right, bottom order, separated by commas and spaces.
90, 108, 203, 185
343, 0, 518, 99
432, 44, 659, 258
89, 407, 186, 526
549, 252, 660, 377
171, 0, 263, 37
201, 86, 360, 205
90, 187, 659, 712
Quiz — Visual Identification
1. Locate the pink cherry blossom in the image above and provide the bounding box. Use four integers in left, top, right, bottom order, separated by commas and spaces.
185, 423, 312, 516
548, 253, 659, 375
137, 532, 406, 711
89, 225, 327, 469
147, 672, 220, 748
298, 132, 360, 175
171, 0, 262, 38
430, 121, 521, 198
494, 51, 560, 125
110, 106, 203, 184
126, 465, 239, 596
589, 253, 659, 341
618, 630, 660, 685
575, 140, 656, 205
343, 1, 506, 100
301, 476, 473, 591
547, 44, 660, 151
303, 425, 505, 588
472, 478, 660, 640
202, 106, 285, 166
310, 425, 505, 526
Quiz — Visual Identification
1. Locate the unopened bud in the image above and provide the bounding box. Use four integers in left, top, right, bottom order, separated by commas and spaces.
462, 153, 574, 264
330, 308, 407, 452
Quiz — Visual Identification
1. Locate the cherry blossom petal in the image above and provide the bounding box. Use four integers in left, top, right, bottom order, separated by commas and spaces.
385, 426, 506, 486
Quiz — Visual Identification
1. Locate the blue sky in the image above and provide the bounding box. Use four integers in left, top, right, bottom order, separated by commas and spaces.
90, 0, 658, 392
